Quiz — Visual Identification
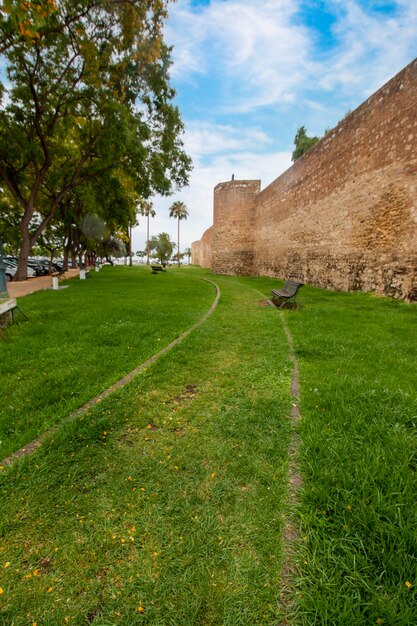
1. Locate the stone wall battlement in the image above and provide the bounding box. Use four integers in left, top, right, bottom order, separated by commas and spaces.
191, 58, 417, 301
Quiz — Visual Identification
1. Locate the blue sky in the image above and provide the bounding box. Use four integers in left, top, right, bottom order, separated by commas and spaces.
132, 0, 417, 254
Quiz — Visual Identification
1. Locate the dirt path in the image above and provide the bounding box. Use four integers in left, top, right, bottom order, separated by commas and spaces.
7, 269, 80, 299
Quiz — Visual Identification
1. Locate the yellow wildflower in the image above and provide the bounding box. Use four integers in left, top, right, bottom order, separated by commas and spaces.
405, 580, 412, 588
3, 562, 10, 568
0, 587, 4, 594
137, 606, 144, 613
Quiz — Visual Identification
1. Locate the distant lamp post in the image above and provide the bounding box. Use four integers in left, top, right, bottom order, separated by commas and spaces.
0, 236, 9, 298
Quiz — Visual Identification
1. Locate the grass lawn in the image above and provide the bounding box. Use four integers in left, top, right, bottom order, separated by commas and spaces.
286, 287, 417, 625
0, 268, 416, 624
0, 266, 213, 458
0, 270, 292, 625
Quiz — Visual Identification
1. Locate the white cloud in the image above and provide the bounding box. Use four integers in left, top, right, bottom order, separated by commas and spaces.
167, 0, 417, 110
166, 0, 314, 110
143, 0, 417, 253
132, 117, 292, 253
317, 0, 417, 96
183, 121, 272, 158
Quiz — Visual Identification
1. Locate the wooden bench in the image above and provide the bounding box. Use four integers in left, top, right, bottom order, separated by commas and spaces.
0, 298, 28, 325
271, 279, 303, 308
151, 265, 166, 274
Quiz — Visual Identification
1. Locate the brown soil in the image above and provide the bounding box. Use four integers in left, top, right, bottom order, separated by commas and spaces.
7, 269, 80, 298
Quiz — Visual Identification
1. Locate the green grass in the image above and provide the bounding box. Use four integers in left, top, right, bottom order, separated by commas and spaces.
0, 272, 292, 625
1, 269, 416, 624
0, 266, 212, 458
285, 287, 417, 625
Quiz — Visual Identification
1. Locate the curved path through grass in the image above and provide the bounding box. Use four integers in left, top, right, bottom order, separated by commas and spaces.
0, 269, 293, 624
1, 267, 416, 625
0, 267, 215, 459
1, 278, 221, 468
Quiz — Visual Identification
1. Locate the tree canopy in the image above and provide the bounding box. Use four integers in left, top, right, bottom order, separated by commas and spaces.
291, 125, 320, 162
0, 0, 192, 279
149, 231, 175, 264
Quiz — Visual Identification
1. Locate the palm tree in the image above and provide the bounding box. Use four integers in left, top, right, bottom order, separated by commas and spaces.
169, 201, 188, 266
138, 201, 155, 265
183, 247, 191, 264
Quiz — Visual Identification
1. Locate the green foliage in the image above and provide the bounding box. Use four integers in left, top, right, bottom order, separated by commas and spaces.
168, 200, 189, 222
0, 0, 192, 279
169, 200, 188, 265
291, 125, 320, 161
148, 231, 175, 263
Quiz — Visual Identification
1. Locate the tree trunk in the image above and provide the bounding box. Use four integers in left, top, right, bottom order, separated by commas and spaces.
146, 214, 150, 265
129, 224, 133, 266
177, 218, 180, 266
15, 226, 31, 281
63, 239, 70, 271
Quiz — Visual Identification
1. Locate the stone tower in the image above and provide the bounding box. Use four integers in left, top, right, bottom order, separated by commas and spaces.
211, 179, 261, 275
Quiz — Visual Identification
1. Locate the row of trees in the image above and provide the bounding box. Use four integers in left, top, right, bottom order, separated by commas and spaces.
0, 0, 192, 280
134, 199, 189, 266
138, 231, 188, 265
140, 232, 191, 265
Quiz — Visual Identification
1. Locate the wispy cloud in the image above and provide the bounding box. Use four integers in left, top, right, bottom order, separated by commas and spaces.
167, 0, 417, 110
166, 0, 313, 111
183, 121, 272, 159
314, 1, 417, 95
144, 0, 417, 252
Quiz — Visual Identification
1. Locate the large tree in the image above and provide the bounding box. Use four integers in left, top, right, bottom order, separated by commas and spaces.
0, 0, 191, 280
169, 200, 188, 266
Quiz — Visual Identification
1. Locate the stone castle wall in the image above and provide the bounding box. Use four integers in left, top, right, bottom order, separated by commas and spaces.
191, 226, 213, 269
192, 58, 417, 301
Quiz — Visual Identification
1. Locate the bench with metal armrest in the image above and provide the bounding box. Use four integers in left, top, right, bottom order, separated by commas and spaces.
271, 279, 303, 308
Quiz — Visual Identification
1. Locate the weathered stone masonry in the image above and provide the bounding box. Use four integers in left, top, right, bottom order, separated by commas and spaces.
192, 58, 417, 301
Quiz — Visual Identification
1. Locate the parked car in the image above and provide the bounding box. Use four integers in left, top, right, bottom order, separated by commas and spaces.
5, 260, 36, 280
28, 258, 49, 276
4, 263, 16, 282
38, 257, 64, 274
